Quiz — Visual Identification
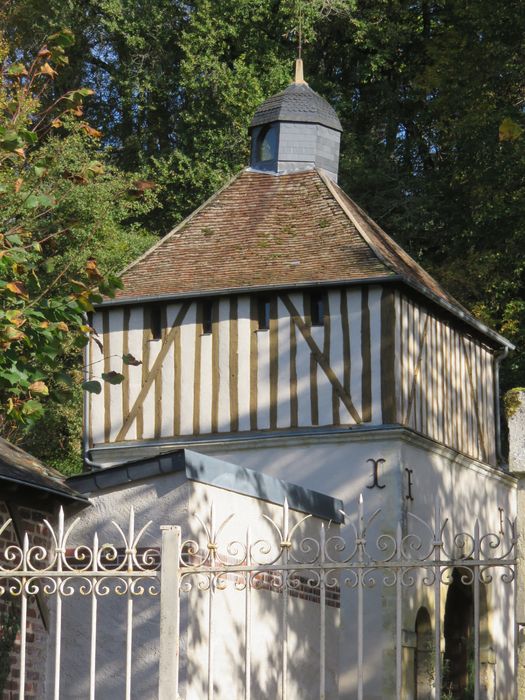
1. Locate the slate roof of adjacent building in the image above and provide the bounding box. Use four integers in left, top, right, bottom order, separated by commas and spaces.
250, 82, 342, 132
109, 167, 511, 348
0, 438, 88, 503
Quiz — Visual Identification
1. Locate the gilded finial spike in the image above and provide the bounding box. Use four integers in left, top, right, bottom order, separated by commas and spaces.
294, 58, 307, 85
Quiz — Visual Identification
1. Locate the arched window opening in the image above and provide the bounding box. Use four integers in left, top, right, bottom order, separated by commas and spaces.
256, 125, 277, 163
444, 568, 473, 697
414, 607, 433, 700
443, 567, 490, 699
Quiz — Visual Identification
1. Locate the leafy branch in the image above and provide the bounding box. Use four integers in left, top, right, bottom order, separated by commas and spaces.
0, 30, 140, 435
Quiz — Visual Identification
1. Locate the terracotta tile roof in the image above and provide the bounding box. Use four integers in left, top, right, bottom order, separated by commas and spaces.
320, 173, 470, 316
116, 169, 394, 300
113, 168, 510, 348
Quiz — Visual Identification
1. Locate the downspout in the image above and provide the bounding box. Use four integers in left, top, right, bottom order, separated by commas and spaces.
494, 346, 509, 465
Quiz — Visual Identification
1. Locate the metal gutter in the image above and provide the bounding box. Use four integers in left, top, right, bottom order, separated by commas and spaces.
96, 275, 511, 350
95, 275, 402, 309
494, 346, 510, 464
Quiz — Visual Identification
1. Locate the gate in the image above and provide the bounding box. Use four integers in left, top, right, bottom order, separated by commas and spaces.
0, 497, 518, 699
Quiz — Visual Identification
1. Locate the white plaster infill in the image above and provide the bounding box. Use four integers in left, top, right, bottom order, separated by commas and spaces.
87, 424, 517, 487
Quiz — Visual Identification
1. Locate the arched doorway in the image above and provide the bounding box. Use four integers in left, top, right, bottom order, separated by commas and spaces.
443, 567, 489, 699
414, 607, 433, 699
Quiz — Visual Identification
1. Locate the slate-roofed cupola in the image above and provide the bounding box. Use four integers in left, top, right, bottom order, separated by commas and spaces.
249, 59, 342, 182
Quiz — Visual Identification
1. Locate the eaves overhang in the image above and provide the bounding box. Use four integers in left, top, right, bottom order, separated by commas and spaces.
95, 274, 512, 351
0, 471, 89, 505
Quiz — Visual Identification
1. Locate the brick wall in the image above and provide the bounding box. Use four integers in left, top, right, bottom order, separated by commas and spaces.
0, 500, 54, 700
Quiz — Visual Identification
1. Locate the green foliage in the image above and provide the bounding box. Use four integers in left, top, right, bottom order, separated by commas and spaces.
0, 31, 156, 459
22, 381, 84, 475
503, 387, 525, 420
306, 0, 525, 393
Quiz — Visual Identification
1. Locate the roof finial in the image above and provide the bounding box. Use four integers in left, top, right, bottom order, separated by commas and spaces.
294, 58, 307, 85
294, 0, 307, 84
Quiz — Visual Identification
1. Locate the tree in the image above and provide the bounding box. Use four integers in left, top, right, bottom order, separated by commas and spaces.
307, 1, 525, 391
4, 0, 525, 428
0, 29, 156, 457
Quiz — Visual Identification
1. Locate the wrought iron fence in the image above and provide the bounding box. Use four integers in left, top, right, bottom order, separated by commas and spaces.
0, 498, 518, 700
0, 508, 160, 700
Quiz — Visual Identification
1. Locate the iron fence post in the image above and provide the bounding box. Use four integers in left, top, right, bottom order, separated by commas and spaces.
158, 525, 182, 700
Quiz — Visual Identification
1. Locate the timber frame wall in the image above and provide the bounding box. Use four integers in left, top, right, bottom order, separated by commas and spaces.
87, 283, 497, 465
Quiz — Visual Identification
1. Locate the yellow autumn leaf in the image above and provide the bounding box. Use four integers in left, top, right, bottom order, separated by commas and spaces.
6, 281, 27, 297
80, 123, 103, 139
9, 313, 25, 328
85, 257, 102, 280
4, 326, 25, 341
499, 117, 523, 142
40, 62, 58, 79
29, 381, 49, 395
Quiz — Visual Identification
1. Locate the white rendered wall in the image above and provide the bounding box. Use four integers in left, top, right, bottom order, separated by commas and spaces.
51, 477, 339, 700
195, 431, 517, 699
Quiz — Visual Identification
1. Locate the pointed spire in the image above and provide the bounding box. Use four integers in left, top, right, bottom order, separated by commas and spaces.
294, 58, 307, 85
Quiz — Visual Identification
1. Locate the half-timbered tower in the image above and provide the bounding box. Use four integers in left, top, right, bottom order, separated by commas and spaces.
77, 60, 517, 699
86, 64, 511, 469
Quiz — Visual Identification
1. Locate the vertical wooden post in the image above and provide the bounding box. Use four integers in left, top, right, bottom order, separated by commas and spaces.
158, 525, 182, 700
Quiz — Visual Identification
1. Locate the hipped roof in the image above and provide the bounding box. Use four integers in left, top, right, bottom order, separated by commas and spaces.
250, 82, 342, 132
108, 168, 511, 349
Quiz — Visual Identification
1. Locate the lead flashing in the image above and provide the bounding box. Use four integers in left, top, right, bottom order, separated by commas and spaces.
68, 449, 344, 524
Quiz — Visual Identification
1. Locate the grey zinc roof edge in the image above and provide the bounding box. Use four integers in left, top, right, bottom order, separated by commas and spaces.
95, 274, 401, 308
183, 449, 344, 523
68, 449, 344, 524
